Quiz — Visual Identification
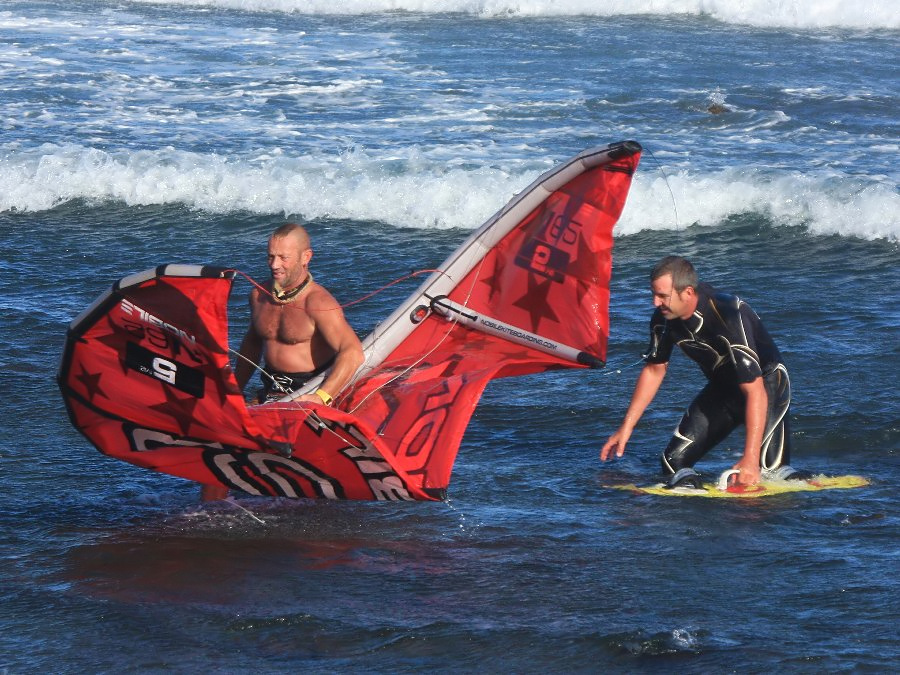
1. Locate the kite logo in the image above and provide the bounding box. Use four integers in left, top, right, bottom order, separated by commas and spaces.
125, 425, 225, 453
125, 341, 205, 397
204, 450, 345, 499
338, 425, 415, 501
151, 357, 177, 385
515, 240, 568, 282
120, 298, 197, 344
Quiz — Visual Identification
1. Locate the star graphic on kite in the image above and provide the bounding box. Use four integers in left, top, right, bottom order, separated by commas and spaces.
479, 264, 505, 302
148, 385, 200, 437
75, 365, 107, 402
512, 273, 560, 333
273, 411, 302, 444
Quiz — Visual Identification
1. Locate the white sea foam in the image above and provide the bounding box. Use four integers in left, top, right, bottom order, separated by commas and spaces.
2, 144, 896, 241
126, 0, 900, 30
619, 168, 900, 241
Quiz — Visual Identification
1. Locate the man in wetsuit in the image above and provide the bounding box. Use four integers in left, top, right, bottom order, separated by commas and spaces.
600, 256, 808, 488
202, 223, 364, 501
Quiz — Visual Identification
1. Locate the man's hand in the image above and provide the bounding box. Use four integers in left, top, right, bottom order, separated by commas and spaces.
600, 363, 666, 463
731, 458, 761, 485
600, 427, 631, 462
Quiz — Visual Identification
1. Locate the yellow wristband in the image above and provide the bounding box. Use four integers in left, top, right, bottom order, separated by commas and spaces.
314, 388, 333, 405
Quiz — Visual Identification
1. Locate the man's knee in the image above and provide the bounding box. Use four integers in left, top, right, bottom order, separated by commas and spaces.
661, 431, 697, 474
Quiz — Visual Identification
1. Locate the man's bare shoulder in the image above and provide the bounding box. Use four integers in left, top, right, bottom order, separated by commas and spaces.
305, 283, 342, 313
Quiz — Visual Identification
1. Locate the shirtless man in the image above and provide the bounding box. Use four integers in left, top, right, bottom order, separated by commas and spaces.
600, 256, 808, 489
234, 223, 364, 404
202, 223, 364, 501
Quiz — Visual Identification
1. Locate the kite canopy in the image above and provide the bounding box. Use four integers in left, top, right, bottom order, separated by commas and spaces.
58, 141, 642, 500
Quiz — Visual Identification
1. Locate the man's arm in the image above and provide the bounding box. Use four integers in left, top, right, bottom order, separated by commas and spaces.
732, 376, 767, 485
234, 324, 263, 391
302, 290, 364, 403
600, 361, 668, 461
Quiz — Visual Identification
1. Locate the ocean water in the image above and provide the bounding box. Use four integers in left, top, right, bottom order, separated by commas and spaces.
1, 1, 898, 672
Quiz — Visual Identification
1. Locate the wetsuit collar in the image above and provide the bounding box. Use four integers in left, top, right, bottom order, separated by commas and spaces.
681, 283, 713, 334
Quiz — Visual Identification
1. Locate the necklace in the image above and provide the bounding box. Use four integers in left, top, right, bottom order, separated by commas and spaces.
272, 273, 313, 304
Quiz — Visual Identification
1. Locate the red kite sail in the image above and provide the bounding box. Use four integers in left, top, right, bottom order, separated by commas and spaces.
58, 141, 642, 500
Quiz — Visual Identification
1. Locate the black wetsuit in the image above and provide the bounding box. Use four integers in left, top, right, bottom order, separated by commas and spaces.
644, 282, 792, 475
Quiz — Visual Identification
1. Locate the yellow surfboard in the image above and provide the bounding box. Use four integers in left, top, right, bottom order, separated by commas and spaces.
608, 475, 869, 498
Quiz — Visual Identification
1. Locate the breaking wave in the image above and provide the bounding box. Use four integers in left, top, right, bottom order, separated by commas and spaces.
127, 0, 900, 31
2, 144, 897, 241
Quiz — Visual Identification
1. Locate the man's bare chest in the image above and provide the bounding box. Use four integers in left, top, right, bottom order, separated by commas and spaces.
253, 302, 314, 344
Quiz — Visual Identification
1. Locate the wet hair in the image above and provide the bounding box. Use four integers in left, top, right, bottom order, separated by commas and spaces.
651, 256, 698, 292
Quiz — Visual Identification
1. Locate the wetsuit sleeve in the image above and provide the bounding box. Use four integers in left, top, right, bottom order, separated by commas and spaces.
643, 311, 673, 364
722, 299, 766, 383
